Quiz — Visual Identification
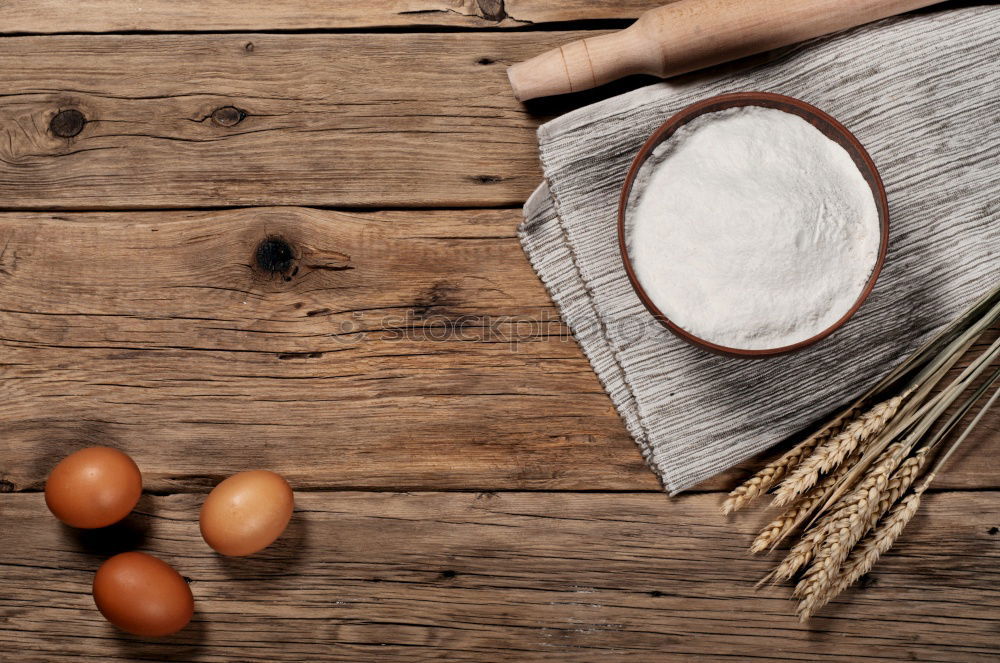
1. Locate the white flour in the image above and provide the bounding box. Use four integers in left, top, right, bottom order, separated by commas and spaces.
627, 105, 881, 351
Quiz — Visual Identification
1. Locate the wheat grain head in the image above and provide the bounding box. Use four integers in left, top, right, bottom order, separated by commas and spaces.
772, 396, 905, 508
792, 443, 908, 611
721, 416, 848, 515
798, 482, 927, 620
749, 457, 853, 554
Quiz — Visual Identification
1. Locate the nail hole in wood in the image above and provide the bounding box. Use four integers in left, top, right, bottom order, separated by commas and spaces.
477, 57, 494, 66
212, 106, 246, 127
50, 109, 86, 138
255, 236, 295, 274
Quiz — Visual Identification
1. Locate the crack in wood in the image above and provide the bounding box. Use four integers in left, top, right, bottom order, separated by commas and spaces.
398, 0, 527, 25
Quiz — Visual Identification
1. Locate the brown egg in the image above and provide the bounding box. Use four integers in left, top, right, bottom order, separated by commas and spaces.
45, 446, 142, 529
92, 552, 194, 637
199, 470, 294, 556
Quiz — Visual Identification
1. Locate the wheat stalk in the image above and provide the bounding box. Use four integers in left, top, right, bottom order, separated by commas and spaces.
761, 451, 877, 585
791, 442, 908, 605
734, 285, 1000, 618
750, 457, 853, 553
815, 299, 1000, 517
807, 378, 1000, 617
726, 285, 1000, 518
771, 395, 905, 508
760, 520, 826, 585
763, 345, 999, 588
798, 481, 928, 621
815, 335, 1000, 518
874, 447, 928, 519
721, 412, 855, 515
810, 448, 928, 603
758, 444, 921, 558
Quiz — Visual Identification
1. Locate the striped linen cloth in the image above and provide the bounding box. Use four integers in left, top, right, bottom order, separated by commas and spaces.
519, 6, 1000, 494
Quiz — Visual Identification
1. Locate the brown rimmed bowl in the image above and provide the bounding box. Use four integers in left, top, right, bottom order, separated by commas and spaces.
617, 91, 889, 358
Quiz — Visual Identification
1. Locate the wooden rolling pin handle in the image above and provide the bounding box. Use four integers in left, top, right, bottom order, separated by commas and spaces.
507, 31, 661, 102
508, 0, 942, 102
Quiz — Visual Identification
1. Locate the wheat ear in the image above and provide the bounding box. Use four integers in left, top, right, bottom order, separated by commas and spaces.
872, 448, 929, 523
792, 442, 907, 607
772, 395, 906, 508
762, 442, 906, 588
759, 522, 824, 586
722, 408, 859, 515
738, 285, 999, 520
800, 369, 1000, 618
760, 477, 866, 585
797, 449, 930, 615
749, 456, 854, 554
759, 463, 866, 586
799, 481, 928, 621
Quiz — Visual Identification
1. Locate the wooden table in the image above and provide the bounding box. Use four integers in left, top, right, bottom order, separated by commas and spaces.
1, 3, 997, 661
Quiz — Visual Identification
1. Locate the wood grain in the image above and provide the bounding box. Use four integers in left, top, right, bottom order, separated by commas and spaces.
0, 32, 620, 210
0, 208, 996, 494
1, 5, 995, 662
2, 491, 998, 662
0, 207, 647, 492
0, 1, 664, 33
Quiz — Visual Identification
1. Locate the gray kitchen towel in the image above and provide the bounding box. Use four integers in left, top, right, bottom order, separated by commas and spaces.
519, 6, 1000, 494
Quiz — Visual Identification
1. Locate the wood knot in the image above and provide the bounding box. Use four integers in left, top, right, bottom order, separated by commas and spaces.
212, 106, 246, 127
476, 0, 507, 22
255, 236, 295, 277
50, 109, 86, 138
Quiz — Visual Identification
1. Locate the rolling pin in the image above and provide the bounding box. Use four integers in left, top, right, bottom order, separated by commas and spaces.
507, 0, 942, 101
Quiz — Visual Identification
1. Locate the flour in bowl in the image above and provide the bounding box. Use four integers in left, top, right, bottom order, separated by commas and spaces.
626, 105, 881, 351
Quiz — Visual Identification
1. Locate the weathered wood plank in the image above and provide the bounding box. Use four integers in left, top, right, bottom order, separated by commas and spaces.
0, 1, 664, 33
0, 32, 616, 209
2, 491, 998, 662
0, 207, 650, 492
1, 208, 996, 493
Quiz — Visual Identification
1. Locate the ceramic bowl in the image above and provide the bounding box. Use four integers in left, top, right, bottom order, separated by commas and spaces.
617, 91, 889, 357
